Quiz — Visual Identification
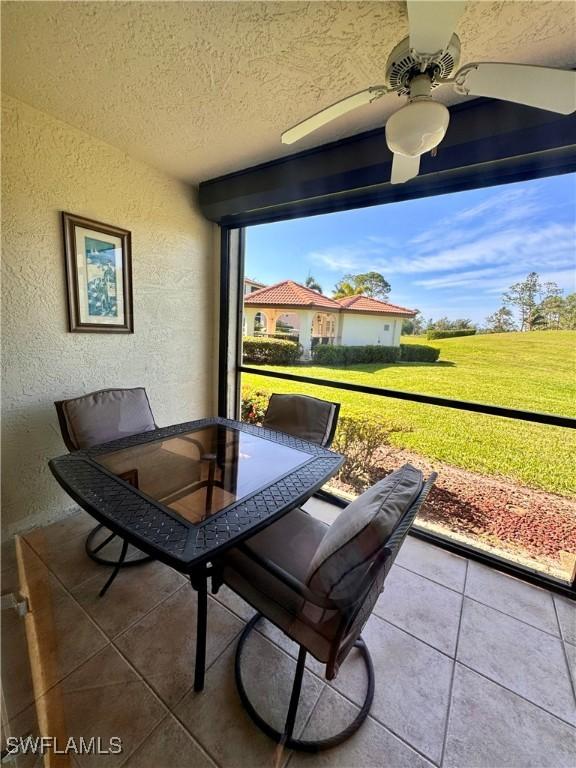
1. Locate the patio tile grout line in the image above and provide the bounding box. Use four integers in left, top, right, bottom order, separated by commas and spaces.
17, 541, 218, 768
330, 612, 576, 734
113, 597, 246, 719
439, 559, 468, 767
202, 610, 442, 766
455, 660, 576, 730
552, 597, 576, 706
376, 615, 457, 662
249, 630, 442, 767
395, 562, 467, 594
117, 711, 219, 768
2, 640, 114, 728
111, 579, 190, 643
283, 677, 327, 767
396, 562, 563, 638
162, 622, 310, 768
106, 619, 224, 768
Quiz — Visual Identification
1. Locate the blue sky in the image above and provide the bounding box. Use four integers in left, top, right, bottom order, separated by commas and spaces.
245, 173, 576, 325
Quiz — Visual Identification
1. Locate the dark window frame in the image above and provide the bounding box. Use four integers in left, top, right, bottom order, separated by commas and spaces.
214, 103, 576, 599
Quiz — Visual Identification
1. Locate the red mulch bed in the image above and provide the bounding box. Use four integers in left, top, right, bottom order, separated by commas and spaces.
332, 446, 576, 573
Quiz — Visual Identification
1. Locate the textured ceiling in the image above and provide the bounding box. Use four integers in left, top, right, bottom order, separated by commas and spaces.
2, 1, 575, 184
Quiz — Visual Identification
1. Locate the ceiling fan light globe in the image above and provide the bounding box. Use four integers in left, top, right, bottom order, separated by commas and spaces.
385, 100, 450, 157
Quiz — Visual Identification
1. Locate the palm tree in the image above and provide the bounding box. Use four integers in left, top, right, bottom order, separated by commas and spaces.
305, 275, 323, 293
332, 280, 362, 299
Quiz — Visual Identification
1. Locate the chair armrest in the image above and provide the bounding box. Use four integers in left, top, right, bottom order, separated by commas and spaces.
236, 542, 342, 611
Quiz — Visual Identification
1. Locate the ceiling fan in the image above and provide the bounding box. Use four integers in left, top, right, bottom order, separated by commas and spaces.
281, 0, 576, 184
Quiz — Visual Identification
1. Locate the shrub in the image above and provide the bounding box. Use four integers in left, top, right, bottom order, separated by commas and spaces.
312, 345, 347, 365
240, 386, 271, 424
256, 332, 299, 344
313, 344, 400, 366
332, 416, 399, 491
426, 329, 476, 340
400, 343, 440, 362
243, 336, 301, 365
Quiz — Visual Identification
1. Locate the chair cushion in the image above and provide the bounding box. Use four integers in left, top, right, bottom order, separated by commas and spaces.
307, 464, 423, 602
221, 508, 340, 662
263, 394, 336, 446
61, 388, 156, 449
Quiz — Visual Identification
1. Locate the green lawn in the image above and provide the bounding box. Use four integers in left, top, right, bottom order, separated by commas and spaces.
242, 331, 576, 497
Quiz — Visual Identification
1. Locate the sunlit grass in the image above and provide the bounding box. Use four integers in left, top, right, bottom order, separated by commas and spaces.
242, 331, 576, 496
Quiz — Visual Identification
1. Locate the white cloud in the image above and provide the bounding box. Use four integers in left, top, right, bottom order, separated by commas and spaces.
312, 222, 576, 279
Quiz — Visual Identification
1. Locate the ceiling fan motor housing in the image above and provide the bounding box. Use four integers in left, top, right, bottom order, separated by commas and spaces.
386, 34, 461, 94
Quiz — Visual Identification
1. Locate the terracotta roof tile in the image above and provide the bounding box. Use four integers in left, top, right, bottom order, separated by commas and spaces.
334, 295, 416, 316
244, 280, 416, 316
244, 280, 340, 310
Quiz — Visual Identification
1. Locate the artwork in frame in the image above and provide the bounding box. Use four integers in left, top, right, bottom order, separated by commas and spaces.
62, 212, 133, 333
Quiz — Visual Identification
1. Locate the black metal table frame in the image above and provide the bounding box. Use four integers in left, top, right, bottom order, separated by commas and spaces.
49, 416, 344, 692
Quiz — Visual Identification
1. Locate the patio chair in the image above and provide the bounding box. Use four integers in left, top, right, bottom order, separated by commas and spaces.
55, 387, 158, 596
262, 393, 340, 448
215, 464, 437, 751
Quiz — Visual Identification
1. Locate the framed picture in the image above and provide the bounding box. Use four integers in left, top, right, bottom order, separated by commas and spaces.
62, 212, 133, 333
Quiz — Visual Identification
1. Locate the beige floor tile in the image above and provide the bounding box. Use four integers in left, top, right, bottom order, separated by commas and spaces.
375, 565, 463, 656
24, 511, 95, 551
175, 635, 323, 768
122, 714, 215, 768
458, 598, 576, 725
465, 561, 558, 634
115, 588, 243, 708
72, 561, 185, 638
291, 686, 433, 768
4, 540, 108, 712
444, 664, 576, 768
330, 615, 453, 764
34, 645, 165, 768
24, 520, 147, 591
554, 595, 576, 645
395, 536, 467, 592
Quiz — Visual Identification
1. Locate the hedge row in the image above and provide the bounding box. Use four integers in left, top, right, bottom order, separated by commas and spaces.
313, 343, 440, 365
313, 345, 399, 365
427, 329, 476, 340
400, 343, 440, 362
243, 336, 301, 364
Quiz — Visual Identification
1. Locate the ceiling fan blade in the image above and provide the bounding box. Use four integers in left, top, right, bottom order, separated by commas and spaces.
391, 153, 421, 184
281, 87, 388, 144
456, 63, 576, 114
407, 1, 466, 54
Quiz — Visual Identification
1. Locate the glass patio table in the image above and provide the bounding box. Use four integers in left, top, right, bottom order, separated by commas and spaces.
49, 417, 344, 690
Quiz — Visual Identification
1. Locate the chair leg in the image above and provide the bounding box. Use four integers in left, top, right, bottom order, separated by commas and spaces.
191, 571, 208, 692
282, 645, 307, 745
98, 539, 128, 597
235, 613, 375, 752
86, 523, 153, 567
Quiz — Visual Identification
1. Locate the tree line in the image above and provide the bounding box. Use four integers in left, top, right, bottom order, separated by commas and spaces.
486, 272, 575, 332
304, 270, 575, 334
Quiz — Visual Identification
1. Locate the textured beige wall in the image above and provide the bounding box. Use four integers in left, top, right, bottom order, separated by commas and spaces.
1, 95, 216, 535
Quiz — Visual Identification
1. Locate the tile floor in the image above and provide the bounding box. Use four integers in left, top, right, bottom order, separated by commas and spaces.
1, 497, 575, 768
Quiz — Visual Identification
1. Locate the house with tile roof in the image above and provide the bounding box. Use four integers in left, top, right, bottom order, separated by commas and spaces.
244, 280, 416, 359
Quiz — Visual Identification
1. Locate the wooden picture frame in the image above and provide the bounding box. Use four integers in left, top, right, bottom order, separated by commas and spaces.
62, 212, 133, 333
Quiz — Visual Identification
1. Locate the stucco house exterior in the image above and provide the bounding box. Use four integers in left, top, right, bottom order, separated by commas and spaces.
244, 280, 416, 359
